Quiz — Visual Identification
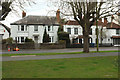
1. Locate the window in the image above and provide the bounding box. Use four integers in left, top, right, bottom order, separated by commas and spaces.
15, 37, 17, 42
89, 28, 92, 35
21, 37, 24, 42
21, 25, 24, 31
34, 25, 38, 31
116, 29, 120, 34
18, 37, 19, 42
67, 28, 71, 34
48, 26, 51, 31
74, 28, 78, 34
25, 25, 28, 31
18, 25, 20, 31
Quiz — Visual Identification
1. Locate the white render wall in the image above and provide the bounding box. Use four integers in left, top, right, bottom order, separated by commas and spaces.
0, 25, 9, 39
64, 25, 83, 43
63, 24, 116, 44
11, 25, 59, 43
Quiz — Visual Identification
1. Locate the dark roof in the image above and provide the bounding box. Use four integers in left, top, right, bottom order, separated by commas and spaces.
0, 22, 11, 35
106, 22, 120, 29
11, 15, 59, 25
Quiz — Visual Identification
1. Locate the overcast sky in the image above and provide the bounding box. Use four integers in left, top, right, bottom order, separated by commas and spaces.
0, 0, 119, 27
1, 0, 59, 27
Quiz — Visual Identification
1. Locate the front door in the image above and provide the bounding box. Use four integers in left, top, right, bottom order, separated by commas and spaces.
34, 36, 38, 43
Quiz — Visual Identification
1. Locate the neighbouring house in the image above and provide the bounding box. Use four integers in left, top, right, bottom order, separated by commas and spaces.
0, 22, 10, 40
63, 18, 120, 46
10, 11, 60, 43
106, 22, 120, 46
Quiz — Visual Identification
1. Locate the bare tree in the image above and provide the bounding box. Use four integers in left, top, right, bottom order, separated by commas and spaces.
0, 0, 35, 20
55, 0, 119, 53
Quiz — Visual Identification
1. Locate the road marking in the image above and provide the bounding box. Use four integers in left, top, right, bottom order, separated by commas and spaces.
11, 55, 36, 57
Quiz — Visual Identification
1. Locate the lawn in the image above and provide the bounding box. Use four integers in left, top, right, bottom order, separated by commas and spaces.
2, 56, 118, 78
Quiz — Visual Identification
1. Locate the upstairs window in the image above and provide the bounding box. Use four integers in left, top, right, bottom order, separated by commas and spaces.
48, 26, 51, 31
25, 25, 28, 31
21, 25, 24, 31
89, 28, 92, 35
116, 29, 120, 34
74, 28, 78, 34
18, 25, 20, 31
67, 28, 71, 34
34, 25, 38, 31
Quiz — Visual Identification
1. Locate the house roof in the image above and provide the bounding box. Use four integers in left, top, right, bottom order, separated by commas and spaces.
65, 20, 120, 29
11, 15, 59, 25
65, 20, 80, 25
0, 22, 11, 34
65, 20, 105, 26
112, 36, 120, 38
106, 22, 120, 29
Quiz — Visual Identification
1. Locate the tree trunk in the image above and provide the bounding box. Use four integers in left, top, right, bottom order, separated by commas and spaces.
83, 29, 89, 53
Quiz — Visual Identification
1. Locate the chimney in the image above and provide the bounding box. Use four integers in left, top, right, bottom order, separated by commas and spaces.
99, 18, 102, 23
111, 15, 114, 28
56, 9, 60, 23
22, 11, 26, 18
104, 18, 107, 26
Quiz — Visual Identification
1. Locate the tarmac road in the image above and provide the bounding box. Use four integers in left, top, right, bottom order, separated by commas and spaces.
1, 52, 118, 61
1, 47, 119, 54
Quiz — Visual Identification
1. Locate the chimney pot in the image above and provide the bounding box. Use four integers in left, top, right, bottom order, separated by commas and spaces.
22, 11, 26, 18
104, 18, 107, 26
56, 9, 60, 23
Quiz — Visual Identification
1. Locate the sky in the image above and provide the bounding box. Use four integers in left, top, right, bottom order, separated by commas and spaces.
0, 0, 120, 27
1, 0, 59, 27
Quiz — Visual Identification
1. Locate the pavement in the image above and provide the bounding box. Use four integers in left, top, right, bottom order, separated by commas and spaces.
1, 52, 119, 61
1, 47, 119, 54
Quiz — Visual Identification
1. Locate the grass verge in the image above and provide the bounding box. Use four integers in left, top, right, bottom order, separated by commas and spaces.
2, 56, 118, 78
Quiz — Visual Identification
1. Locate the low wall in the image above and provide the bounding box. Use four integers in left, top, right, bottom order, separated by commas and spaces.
2, 43, 66, 50
40, 43, 65, 49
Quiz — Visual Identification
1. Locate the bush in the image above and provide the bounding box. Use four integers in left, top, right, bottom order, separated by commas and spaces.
25, 37, 34, 43
58, 40, 66, 44
43, 28, 50, 43
6, 37, 13, 44
58, 31, 70, 45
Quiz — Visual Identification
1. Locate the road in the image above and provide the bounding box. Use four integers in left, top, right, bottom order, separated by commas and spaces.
1, 52, 118, 61
1, 47, 119, 54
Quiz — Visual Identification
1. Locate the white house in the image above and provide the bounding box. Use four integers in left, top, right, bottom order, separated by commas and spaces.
0, 22, 10, 39
63, 18, 120, 46
11, 15, 60, 43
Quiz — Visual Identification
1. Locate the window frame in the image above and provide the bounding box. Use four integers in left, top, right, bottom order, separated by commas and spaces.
67, 28, 71, 34
21, 25, 24, 31
48, 26, 51, 31
74, 28, 78, 34
21, 37, 24, 42
34, 25, 38, 31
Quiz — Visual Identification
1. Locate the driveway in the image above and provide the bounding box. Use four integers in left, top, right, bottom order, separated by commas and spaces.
1, 52, 118, 61
1, 47, 119, 54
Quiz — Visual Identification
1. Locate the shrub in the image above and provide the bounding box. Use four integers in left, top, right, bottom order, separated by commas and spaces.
58, 40, 66, 44
25, 37, 34, 43
43, 28, 50, 43
6, 37, 13, 44
58, 31, 70, 45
